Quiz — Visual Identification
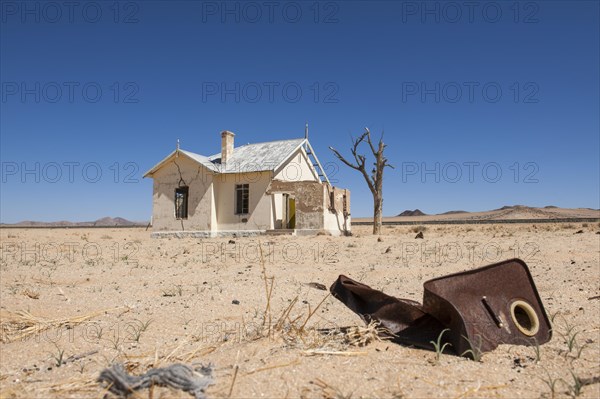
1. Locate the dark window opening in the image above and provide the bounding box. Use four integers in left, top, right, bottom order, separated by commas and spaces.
235, 184, 249, 214
175, 186, 189, 219
329, 191, 336, 211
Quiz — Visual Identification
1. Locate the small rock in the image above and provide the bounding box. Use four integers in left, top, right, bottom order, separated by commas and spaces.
307, 282, 327, 291
232, 299, 240, 305
574, 230, 583, 234
415, 231, 424, 239
385, 247, 392, 253
228, 239, 236, 244
377, 237, 383, 242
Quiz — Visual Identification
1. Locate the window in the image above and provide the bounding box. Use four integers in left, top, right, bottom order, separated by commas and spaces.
235, 184, 249, 214
175, 186, 189, 219
329, 191, 336, 211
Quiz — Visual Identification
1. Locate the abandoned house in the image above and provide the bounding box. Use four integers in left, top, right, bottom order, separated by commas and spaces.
143, 131, 351, 237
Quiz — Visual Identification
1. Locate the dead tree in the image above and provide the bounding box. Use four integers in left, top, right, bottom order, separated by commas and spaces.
330, 128, 393, 235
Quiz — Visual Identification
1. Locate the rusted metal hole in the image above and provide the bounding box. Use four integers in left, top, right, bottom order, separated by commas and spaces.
510, 300, 539, 336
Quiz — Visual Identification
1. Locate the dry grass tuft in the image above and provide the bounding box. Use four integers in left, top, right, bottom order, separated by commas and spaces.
312, 377, 354, 399
411, 225, 427, 233
250, 240, 388, 354
343, 320, 392, 347
0, 306, 127, 343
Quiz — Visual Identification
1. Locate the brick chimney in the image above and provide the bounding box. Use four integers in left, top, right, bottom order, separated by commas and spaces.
221, 131, 235, 163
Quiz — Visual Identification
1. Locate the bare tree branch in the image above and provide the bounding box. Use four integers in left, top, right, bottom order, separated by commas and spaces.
329, 127, 393, 234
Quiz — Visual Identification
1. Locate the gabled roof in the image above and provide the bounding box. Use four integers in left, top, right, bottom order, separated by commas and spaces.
143, 138, 307, 178
208, 138, 306, 173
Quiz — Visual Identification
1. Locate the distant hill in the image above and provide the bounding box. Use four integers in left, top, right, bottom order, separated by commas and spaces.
93, 217, 140, 226
2, 217, 146, 227
363, 205, 600, 223
397, 209, 426, 217
440, 210, 468, 215
494, 205, 527, 211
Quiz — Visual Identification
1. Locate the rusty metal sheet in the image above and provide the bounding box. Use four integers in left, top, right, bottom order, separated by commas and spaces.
330, 258, 552, 357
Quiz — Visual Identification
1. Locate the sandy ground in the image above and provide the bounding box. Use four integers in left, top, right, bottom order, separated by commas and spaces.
0, 223, 599, 398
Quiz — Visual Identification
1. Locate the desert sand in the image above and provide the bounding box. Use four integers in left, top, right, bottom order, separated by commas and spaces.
0, 222, 599, 398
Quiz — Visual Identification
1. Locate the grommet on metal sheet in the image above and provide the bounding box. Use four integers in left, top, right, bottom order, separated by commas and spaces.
510, 300, 540, 336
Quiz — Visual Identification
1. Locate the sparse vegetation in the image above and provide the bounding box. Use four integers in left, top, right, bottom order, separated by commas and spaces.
461, 335, 484, 362
108, 334, 121, 351
430, 328, 451, 362
127, 319, 153, 342
539, 370, 562, 399
566, 371, 584, 397
49, 343, 65, 367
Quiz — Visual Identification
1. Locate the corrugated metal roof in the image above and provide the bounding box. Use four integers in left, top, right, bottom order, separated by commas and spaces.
144, 138, 306, 177
208, 138, 306, 173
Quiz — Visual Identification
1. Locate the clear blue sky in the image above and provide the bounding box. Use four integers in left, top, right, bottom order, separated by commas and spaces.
1, 0, 598, 222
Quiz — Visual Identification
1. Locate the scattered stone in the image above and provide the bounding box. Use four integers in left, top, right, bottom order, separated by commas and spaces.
415, 231, 424, 239
228, 239, 236, 244
307, 282, 327, 291
385, 247, 392, 254
574, 230, 584, 234
231, 299, 240, 305
377, 237, 383, 242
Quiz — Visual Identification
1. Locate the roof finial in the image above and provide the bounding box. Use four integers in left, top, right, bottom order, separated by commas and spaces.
176, 139, 180, 151
305, 122, 308, 140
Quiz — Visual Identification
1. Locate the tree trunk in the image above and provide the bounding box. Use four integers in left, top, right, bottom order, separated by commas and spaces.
373, 194, 383, 235
329, 128, 392, 236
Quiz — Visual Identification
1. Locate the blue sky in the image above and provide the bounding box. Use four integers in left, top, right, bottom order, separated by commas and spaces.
1, 0, 598, 222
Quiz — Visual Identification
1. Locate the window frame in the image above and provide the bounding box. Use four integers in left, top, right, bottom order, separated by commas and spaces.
235, 184, 249, 215
175, 186, 189, 220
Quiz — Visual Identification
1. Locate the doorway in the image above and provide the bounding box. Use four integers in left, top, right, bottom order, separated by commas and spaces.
287, 197, 296, 229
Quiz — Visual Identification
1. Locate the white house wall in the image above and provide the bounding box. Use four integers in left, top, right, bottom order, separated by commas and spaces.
214, 171, 273, 231
151, 155, 214, 231
323, 187, 351, 235
274, 147, 319, 182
